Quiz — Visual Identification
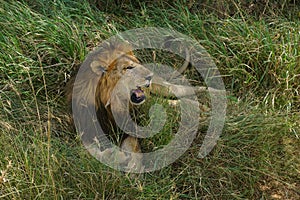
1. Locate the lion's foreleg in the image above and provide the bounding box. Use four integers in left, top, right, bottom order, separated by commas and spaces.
150, 75, 208, 98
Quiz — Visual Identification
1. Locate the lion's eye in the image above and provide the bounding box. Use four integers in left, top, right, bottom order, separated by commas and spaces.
126, 66, 135, 70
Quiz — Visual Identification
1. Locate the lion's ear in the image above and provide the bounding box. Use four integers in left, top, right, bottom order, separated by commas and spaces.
91, 61, 106, 75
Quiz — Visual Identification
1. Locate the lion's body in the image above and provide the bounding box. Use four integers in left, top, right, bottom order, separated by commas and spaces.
66, 41, 202, 172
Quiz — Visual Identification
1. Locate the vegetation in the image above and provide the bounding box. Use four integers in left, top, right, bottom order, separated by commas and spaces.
0, 0, 299, 199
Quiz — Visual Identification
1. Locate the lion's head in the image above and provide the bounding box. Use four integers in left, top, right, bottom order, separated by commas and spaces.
91, 46, 153, 108
68, 42, 153, 107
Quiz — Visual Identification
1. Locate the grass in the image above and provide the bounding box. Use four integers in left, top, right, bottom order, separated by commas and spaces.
0, 0, 299, 199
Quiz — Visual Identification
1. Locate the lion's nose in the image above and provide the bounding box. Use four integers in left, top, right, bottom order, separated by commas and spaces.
145, 80, 151, 88
145, 75, 152, 87
145, 74, 153, 81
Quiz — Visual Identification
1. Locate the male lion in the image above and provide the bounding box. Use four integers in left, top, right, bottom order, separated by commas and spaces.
67, 40, 211, 172
66, 41, 154, 171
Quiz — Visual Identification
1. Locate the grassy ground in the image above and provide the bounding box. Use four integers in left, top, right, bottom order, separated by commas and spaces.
0, 0, 299, 199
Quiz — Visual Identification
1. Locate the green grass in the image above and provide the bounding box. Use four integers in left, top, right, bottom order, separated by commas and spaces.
0, 0, 299, 199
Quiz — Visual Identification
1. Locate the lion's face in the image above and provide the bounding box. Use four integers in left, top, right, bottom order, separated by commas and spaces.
115, 55, 153, 105
91, 46, 153, 108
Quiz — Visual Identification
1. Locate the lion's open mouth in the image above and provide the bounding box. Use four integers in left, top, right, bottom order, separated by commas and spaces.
130, 87, 146, 105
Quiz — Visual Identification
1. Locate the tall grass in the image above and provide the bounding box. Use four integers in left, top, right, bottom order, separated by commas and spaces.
0, 0, 299, 199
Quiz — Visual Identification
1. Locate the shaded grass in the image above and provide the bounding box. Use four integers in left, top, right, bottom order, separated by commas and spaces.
0, 0, 299, 199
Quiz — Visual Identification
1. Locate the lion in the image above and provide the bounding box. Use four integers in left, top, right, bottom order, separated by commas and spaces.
66, 41, 154, 171
66, 40, 212, 172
